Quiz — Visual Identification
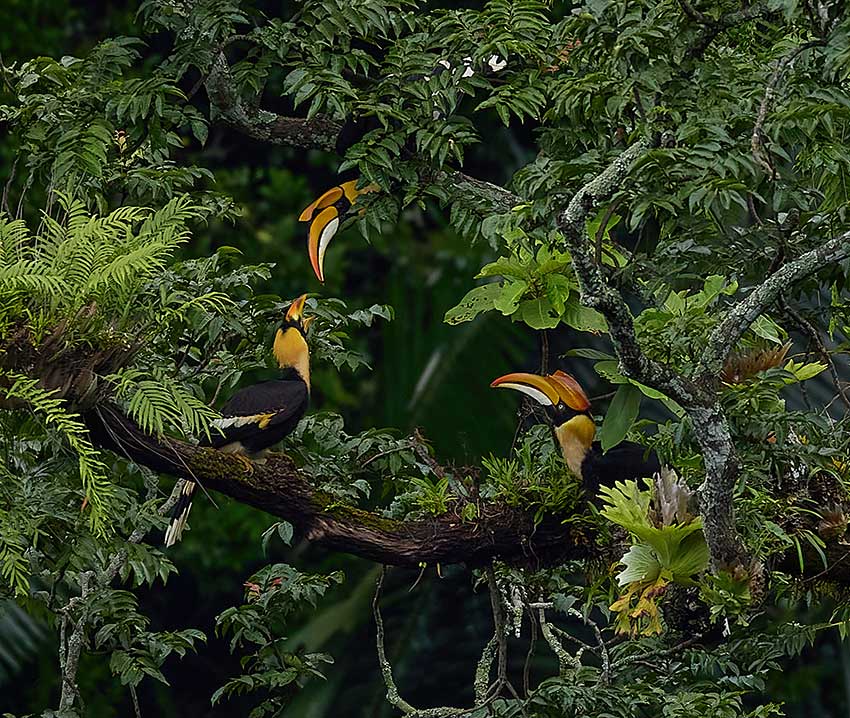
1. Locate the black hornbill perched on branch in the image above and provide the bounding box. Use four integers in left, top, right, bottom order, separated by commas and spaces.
490, 370, 660, 496
165, 294, 314, 546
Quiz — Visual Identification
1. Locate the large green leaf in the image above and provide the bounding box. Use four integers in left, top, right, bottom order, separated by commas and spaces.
443, 282, 501, 325
519, 297, 561, 329
594, 360, 683, 415
599, 383, 642, 452
493, 279, 528, 315
561, 295, 608, 333
618, 543, 661, 586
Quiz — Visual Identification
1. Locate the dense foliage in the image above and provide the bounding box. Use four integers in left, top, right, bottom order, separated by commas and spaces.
3, 0, 850, 716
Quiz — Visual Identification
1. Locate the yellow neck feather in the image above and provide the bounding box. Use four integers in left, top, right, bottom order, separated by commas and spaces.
554, 415, 596, 477
273, 328, 311, 391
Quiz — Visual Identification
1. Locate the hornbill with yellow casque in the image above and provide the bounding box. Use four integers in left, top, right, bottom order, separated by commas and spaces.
300, 179, 378, 283
490, 370, 660, 496
301, 55, 509, 283
164, 294, 314, 546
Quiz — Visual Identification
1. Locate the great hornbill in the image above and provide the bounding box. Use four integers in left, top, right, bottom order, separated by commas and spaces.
301, 55, 509, 283
490, 370, 660, 495
164, 294, 313, 546
299, 179, 377, 283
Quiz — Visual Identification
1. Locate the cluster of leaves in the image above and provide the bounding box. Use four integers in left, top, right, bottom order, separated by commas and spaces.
487, 562, 817, 718
287, 411, 429, 503
0, 195, 223, 532
94, 587, 205, 692
445, 209, 616, 337
0, 36, 217, 212
481, 424, 585, 525
213, 562, 343, 716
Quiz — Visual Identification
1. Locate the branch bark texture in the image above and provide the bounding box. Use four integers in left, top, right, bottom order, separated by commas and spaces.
85, 404, 595, 569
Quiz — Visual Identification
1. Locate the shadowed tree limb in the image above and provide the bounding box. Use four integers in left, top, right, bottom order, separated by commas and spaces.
203, 50, 523, 215
751, 40, 828, 177
84, 403, 597, 569
697, 230, 850, 381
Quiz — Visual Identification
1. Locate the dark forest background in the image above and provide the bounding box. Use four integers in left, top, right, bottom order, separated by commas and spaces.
0, 1, 847, 715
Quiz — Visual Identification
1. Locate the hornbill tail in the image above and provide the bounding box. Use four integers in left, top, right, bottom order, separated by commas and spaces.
164, 480, 195, 547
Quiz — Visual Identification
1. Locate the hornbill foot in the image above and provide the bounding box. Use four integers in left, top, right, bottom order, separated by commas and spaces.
234, 453, 255, 474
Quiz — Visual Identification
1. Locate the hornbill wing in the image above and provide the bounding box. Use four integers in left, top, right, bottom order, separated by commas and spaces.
204, 378, 309, 448
168, 381, 309, 548
582, 441, 661, 496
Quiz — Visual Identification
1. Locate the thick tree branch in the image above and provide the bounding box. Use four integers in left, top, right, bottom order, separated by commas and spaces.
554, 139, 701, 407
683, 3, 774, 60
203, 51, 524, 215
697, 230, 850, 380
84, 404, 595, 569
205, 53, 340, 151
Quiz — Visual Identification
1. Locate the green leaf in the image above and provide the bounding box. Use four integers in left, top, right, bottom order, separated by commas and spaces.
519, 298, 561, 329
552, 593, 578, 614
618, 543, 661, 586
784, 360, 828, 382
563, 348, 615, 360
561, 295, 608, 333
751, 315, 786, 344
599, 384, 642, 452
444, 283, 501, 324
667, 531, 710, 580
493, 279, 528, 315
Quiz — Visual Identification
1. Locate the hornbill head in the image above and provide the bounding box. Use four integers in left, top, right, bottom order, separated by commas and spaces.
300, 180, 375, 283
490, 370, 596, 473
274, 294, 313, 387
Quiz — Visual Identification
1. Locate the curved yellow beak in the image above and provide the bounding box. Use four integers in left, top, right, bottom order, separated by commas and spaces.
286, 294, 308, 323
299, 186, 343, 223
490, 372, 562, 406
306, 206, 340, 284
490, 371, 591, 411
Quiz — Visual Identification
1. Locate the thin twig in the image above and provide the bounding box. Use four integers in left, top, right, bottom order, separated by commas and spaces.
611, 633, 703, 669
373, 567, 416, 714
523, 607, 537, 696
537, 608, 577, 675
2, 154, 18, 216
752, 41, 827, 178
361, 440, 417, 469
539, 331, 549, 375
485, 565, 508, 684
678, 0, 713, 24
781, 300, 850, 411
412, 428, 446, 479
130, 685, 142, 718
58, 570, 94, 710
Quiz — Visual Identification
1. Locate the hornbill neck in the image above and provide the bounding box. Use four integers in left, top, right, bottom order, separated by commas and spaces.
273, 327, 311, 393
553, 414, 595, 477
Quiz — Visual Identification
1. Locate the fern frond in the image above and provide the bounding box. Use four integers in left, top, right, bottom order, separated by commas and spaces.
0, 214, 28, 263
0, 260, 66, 297
0, 374, 113, 535
116, 372, 219, 440
0, 530, 29, 597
